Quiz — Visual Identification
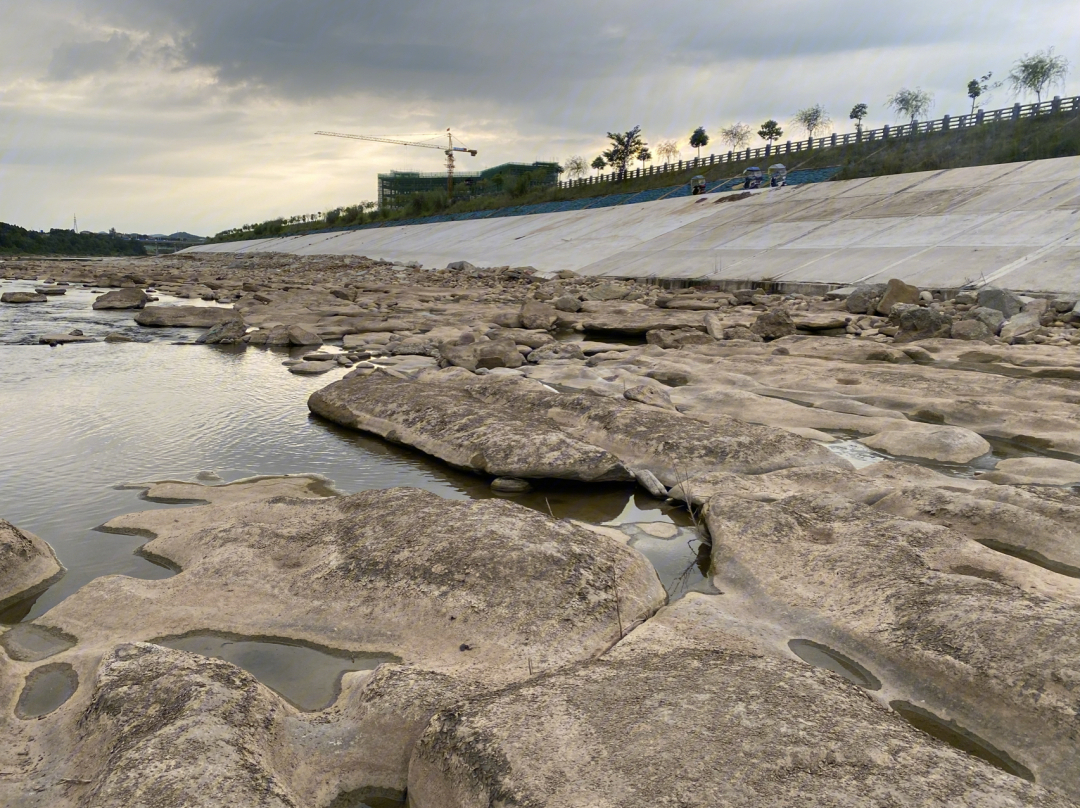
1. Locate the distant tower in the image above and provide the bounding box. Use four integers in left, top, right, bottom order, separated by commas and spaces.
73, 215, 78, 234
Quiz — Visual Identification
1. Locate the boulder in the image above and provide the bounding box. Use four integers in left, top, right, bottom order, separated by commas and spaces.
581, 282, 630, 301
288, 360, 338, 374
732, 288, 759, 305
246, 325, 291, 346
446, 260, 477, 272
844, 285, 881, 314
0, 518, 63, 608
875, 278, 921, 314
966, 306, 1006, 334
519, 300, 558, 330
861, 425, 991, 463
287, 324, 323, 346
1, 292, 47, 303
490, 477, 532, 493
977, 287, 1024, 319
527, 343, 585, 363
103, 332, 134, 343
135, 305, 242, 328
999, 311, 1042, 344
645, 328, 714, 349
441, 338, 525, 371
721, 325, 764, 342
92, 288, 149, 310
892, 306, 952, 343
949, 318, 992, 341
34, 286, 66, 296
978, 457, 1080, 486
407, 593, 1062, 808
706, 492, 1080, 800
552, 294, 582, 313
750, 308, 796, 340
196, 320, 248, 345
38, 332, 95, 345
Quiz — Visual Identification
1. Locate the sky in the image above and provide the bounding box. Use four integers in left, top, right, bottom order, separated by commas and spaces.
0, 1, 1076, 236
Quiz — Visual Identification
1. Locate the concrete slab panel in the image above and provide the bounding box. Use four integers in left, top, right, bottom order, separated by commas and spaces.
911, 161, 1028, 191
864, 246, 1032, 287
772, 248, 926, 284
1003, 156, 1080, 184
781, 194, 889, 221
850, 188, 981, 218
832, 170, 940, 197
784, 217, 903, 248
989, 246, 1080, 293
717, 221, 827, 249
942, 209, 1080, 247
852, 215, 989, 247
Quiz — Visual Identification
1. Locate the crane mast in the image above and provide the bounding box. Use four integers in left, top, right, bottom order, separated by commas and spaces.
315, 129, 477, 196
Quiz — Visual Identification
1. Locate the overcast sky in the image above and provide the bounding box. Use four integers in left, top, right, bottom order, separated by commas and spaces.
1, 1, 1076, 235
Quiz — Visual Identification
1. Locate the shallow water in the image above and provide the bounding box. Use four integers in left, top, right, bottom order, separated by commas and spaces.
787, 639, 881, 690
16, 663, 78, 718
156, 632, 397, 710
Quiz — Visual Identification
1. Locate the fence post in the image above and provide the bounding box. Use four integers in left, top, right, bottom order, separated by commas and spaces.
1012, 103, 1021, 121
765, 143, 771, 157
942, 114, 950, 132
1052, 95, 1062, 114
882, 124, 890, 139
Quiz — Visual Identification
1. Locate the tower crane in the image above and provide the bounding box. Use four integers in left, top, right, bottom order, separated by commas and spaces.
315, 129, 477, 196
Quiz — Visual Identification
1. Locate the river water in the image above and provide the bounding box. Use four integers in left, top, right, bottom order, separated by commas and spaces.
0, 280, 709, 626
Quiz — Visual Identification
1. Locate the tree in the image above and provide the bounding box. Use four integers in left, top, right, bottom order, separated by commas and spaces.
967, 72, 1000, 114
563, 155, 588, 181
688, 126, 709, 159
886, 87, 934, 123
638, 147, 652, 171
591, 155, 607, 175
720, 122, 752, 150
849, 103, 868, 134
602, 126, 647, 179
1008, 48, 1070, 103
758, 119, 783, 145
791, 104, 832, 139
656, 139, 679, 164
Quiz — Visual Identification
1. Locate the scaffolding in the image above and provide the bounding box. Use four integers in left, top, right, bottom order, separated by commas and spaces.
378, 161, 561, 208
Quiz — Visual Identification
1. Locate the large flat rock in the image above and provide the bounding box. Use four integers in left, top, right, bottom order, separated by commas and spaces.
0, 518, 63, 609
134, 305, 242, 328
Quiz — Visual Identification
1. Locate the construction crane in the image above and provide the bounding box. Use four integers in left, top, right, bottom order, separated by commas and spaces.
315, 129, 477, 196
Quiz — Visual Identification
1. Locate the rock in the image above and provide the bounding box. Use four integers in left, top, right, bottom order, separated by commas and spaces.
790, 313, 850, 331
623, 384, 676, 411
490, 477, 532, 493
441, 338, 525, 371
949, 319, 992, 341
246, 325, 291, 345
552, 294, 582, 313
999, 311, 1042, 343
861, 425, 991, 463
103, 332, 134, 343
581, 282, 630, 301
750, 308, 796, 340
721, 325, 764, 342
632, 468, 667, 497
875, 278, 921, 314
37, 332, 96, 345
92, 287, 149, 310
34, 286, 67, 295
978, 457, 1080, 486
446, 260, 477, 272
308, 372, 847, 486
135, 305, 243, 328
407, 592, 1062, 808
196, 320, 248, 345
645, 328, 713, 349
732, 288, 759, 305
519, 300, 558, 330
1051, 296, 1078, 313
1, 291, 47, 303
977, 287, 1024, 318
287, 324, 323, 346
288, 360, 338, 374
966, 306, 1006, 334
526, 343, 584, 363
892, 306, 952, 342
0, 518, 63, 609
844, 285, 881, 314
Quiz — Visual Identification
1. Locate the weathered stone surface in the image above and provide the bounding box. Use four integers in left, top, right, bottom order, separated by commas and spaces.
0, 518, 63, 608
103, 332, 134, 343
722, 324, 764, 342
861, 425, 991, 463
750, 307, 796, 340
526, 342, 584, 363
287, 324, 323, 346
246, 324, 291, 345
408, 593, 1063, 808
441, 337, 524, 371
965, 306, 1007, 334
196, 319, 248, 345
1000, 311, 1042, 343
1, 291, 47, 303
552, 294, 582, 312
490, 476, 532, 493
950, 318, 993, 341
135, 305, 242, 328
309, 371, 847, 486
875, 278, 921, 314
645, 327, 713, 349
38, 332, 96, 344
978, 287, 1024, 318
92, 287, 149, 310
519, 300, 557, 330
845, 284, 881, 314
288, 360, 338, 374
706, 492, 1080, 799
581, 282, 630, 301
979, 457, 1080, 486
893, 305, 953, 342
623, 383, 675, 411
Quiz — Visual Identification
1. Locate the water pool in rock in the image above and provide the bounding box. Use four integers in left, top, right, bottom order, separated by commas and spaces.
787, 639, 881, 690
156, 632, 398, 711
16, 663, 78, 718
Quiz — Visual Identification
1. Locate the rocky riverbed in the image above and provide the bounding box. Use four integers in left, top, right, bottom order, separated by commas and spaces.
4, 252, 1080, 806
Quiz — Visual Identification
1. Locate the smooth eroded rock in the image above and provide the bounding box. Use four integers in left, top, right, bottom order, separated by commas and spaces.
0, 518, 63, 609
135, 305, 242, 328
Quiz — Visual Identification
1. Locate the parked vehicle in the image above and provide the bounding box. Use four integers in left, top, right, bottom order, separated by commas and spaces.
768, 164, 787, 187
690, 175, 708, 195
742, 166, 764, 189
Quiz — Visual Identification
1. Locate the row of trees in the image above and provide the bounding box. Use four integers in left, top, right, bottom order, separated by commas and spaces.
564, 48, 1071, 178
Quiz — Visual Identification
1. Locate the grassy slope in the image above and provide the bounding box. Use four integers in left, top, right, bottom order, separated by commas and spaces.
212, 109, 1080, 242
0, 223, 148, 256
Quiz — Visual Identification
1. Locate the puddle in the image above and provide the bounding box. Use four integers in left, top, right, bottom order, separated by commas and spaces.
155, 632, 398, 711
788, 639, 881, 690
622, 527, 718, 600
0, 624, 77, 661
823, 433, 1001, 479
16, 663, 78, 718
979, 540, 1080, 579
890, 701, 1033, 781
824, 439, 888, 469
327, 786, 406, 807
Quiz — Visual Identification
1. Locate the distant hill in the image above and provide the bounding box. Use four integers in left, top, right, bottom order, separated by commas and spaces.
0, 223, 147, 256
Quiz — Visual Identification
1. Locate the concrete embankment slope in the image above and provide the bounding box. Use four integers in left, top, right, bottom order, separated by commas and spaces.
189, 155, 1080, 293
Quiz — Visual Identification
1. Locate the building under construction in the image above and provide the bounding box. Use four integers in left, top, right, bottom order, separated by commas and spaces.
377, 161, 561, 208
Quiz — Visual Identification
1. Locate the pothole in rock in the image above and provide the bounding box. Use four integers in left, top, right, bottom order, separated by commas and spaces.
890, 700, 1033, 781
620, 525, 718, 601
787, 639, 881, 690
16, 663, 78, 718
979, 540, 1080, 579
0, 624, 77, 661
154, 632, 399, 711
